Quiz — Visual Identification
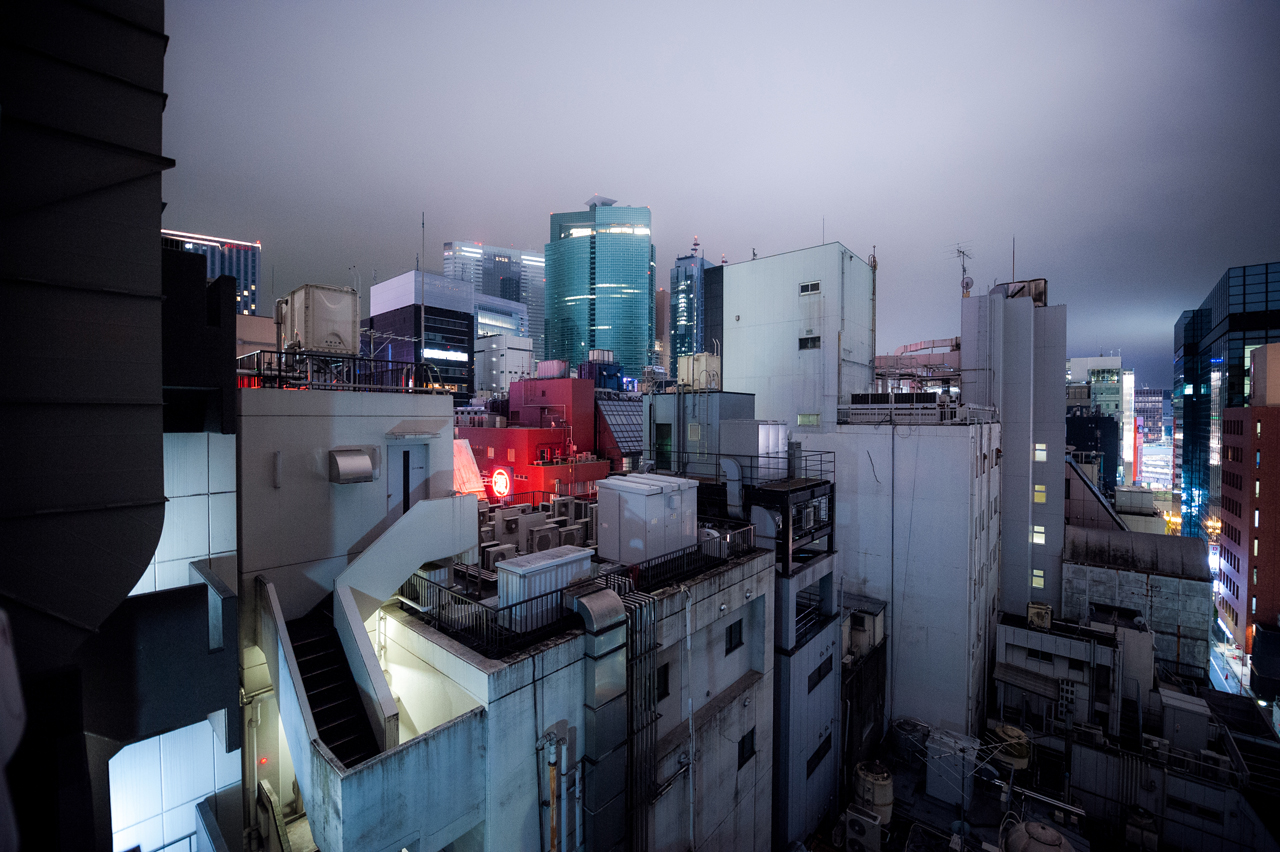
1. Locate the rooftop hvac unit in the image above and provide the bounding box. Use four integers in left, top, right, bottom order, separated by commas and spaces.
503, 516, 521, 536
585, 504, 598, 546
552, 496, 575, 519
479, 524, 496, 544
574, 499, 591, 521
802, 506, 815, 531
1141, 734, 1169, 764
529, 524, 561, 553
559, 524, 584, 548
485, 544, 519, 573
843, 805, 881, 852
1027, 602, 1053, 631
550, 517, 569, 529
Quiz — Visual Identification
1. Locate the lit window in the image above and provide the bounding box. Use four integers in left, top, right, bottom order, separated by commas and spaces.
1256, 509, 1261, 528
1034, 484, 1047, 503
1032, 525, 1046, 545
1032, 569, 1045, 589
798, 414, 820, 427
1253, 596, 1257, 615
1258, 479, 1261, 498
1255, 538, 1260, 557
487, 447, 494, 459
1035, 444, 1047, 463
1259, 421, 1263, 438
508, 448, 516, 462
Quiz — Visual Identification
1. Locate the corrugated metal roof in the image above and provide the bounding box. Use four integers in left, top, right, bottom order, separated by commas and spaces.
597, 397, 643, 453
993, 661, 1060, 700
1062, 525, 1210, 580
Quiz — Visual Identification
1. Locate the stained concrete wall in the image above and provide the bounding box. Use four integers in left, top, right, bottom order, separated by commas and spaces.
1062, 563, 1212, 674
722, 244, 874, 429
805, 423, 1000, 736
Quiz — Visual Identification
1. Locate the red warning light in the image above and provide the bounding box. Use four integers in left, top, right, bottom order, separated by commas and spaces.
259, 757, 268, 765
491, 468, 511, 499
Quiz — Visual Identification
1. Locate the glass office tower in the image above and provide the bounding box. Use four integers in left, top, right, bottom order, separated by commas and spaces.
544, 196, 654, 377
669, 246, 714, 372
161, 228, 261, 315
444, 240, 546, 360
1176, 262, 1280, 541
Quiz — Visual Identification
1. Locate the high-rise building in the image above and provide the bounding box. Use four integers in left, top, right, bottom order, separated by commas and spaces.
669, 240, 714, 371
1175, 262, 1280, 542
1220, 342, 1280, 654
161, 228, 262, 315
654, 285, 670, 372
544, 196, 654, 377
1066, 356, 1135, 484
444, 241, 546, 359
962, 279, 1067, 616
1135, 387, 1170, 443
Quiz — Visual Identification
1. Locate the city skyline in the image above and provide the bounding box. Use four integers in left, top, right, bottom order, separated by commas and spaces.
157, 1, 1280, 387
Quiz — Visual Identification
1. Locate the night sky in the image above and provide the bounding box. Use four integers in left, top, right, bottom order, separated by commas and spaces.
161, 1, 1280, 387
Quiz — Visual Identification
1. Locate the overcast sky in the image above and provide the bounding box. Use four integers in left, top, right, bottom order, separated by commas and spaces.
161, 0, 1280, 387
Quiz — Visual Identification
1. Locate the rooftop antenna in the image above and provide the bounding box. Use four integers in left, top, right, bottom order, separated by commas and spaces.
752, 248, 757, 260
692, 235, 700, 257
421, 212, 426, 275
1012, 235, 1016, 284
954, 243, 974, 298
721, 253, 727, 265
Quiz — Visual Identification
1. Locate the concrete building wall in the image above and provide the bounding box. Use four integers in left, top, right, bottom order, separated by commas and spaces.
721, 244, 874, 429
236, 389, 457, 619
962, 285, 1066, 616
805, 422, 1000, 736
475, 333, 533, 393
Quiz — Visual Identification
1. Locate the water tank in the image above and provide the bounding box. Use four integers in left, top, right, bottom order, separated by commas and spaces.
853, 761, 894, 824
992, 724, 1031, 770
280, 283, 359, 354
1003, 821, 1075, 852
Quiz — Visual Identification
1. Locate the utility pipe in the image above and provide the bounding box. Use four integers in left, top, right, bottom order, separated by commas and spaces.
682, 585, 695, 849
549, 741, 559, 852
558, 739, 568, 852
575, 765, 584, 852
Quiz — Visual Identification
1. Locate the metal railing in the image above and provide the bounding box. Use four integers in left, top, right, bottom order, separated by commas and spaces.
837, 401, 996, 425
399, 570, 579, 658
645, 448, 835, 486
236, 349, 451, 394
398, 524, 757, 657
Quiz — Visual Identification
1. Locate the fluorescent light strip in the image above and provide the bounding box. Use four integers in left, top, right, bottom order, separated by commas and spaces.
162, 229, 260, 248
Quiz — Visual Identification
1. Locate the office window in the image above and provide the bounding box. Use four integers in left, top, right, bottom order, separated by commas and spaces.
1258, 450, 1262, 469
806, 733, 832, 778
1065, 478, 1071, 499
508, 448, 516, 462
725, 618, 744, 655
1259, 421, 1263, 438
738, 727, 756, 769
1257, 509, 1261, 528
1032, 525, 1046, 545
799, 336, 821, 350
799, 281, 820, 295
1253, 596, 1257, 615
1255, 538, 1260, 557
807, 655, 833, 693
487, 447, 494, 459
797, 413, 820, 427
1258, 479, 1261, 498
1032, 569, 1045, 589
1026, 647, 1053, 663
656, 663, 670, 701
1034, 484, 1047, 503
1035, 443, 1047, 463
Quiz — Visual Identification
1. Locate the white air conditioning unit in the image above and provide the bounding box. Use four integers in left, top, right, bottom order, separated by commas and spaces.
552, 496, 575, 519
802, 506, 815, 530
479, 524, 496, 544
586, 504, 598, 545
485, 544, 519, 573
1142, 734, 1169, 764
529, 524, 560, 553
844, 805, 881, 852
560, 524, 584, 548
503, 516, 521, 535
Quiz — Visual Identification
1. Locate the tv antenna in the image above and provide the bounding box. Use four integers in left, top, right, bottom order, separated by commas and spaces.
953, 243, 974, 297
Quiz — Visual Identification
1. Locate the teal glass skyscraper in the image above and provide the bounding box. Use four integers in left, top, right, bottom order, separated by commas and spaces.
545, 196, 655, 377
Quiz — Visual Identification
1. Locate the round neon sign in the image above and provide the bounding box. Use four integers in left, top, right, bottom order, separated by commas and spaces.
491, 468, 511, 498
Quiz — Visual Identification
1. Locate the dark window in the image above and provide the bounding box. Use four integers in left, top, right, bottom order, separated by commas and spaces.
807, 655, 833, 693
799, 281, 820, 295
799, 336, 821, 350
1026, 648, 1054, 663
806, 733, 832, 777
656, 663, 670, 701
1069, 658, 1085, 672
1065, 477, 1071, 499
725, 618, 744, 655
738, 727, 756, 769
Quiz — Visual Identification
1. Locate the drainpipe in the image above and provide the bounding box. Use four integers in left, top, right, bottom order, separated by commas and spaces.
558, 738, 569, 852
682, 584, 696, 849
575, 765, 584, 852
548, 741, 559, 852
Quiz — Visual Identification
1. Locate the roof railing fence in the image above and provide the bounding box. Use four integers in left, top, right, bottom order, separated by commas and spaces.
236, 349, 451, 394
397, 524, 755, 658
644, 448, 835, 486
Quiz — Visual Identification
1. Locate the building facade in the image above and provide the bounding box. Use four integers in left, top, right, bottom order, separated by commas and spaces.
1175, 262, 1280, 543
544, 196, 655, 378
443, 240, 546, 360
721, 243, 876, 430
1066, 356, 1135, 484
474, 333, 533, 394
962, 280, 1068, 618
669, 245, 714, 371
1220, 343, 1280, 653
162, 228, 262, 315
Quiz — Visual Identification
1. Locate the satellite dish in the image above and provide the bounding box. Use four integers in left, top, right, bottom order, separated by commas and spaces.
962, 276, 974, 293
